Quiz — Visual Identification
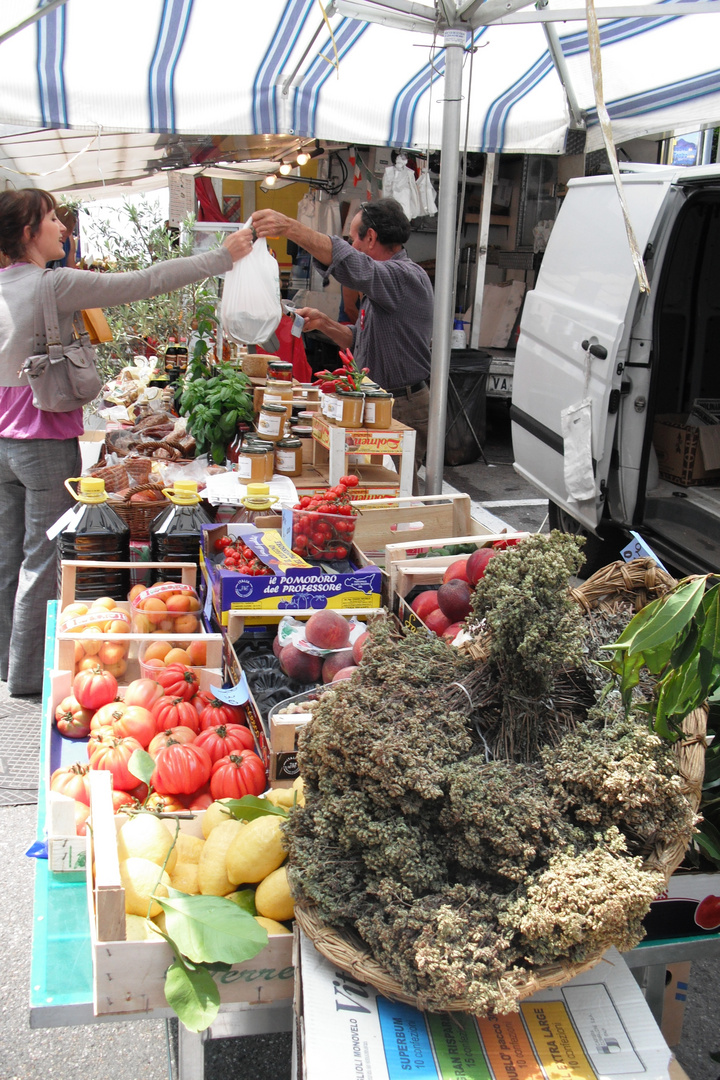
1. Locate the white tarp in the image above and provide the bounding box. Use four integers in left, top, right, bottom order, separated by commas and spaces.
0, 0, 719, 193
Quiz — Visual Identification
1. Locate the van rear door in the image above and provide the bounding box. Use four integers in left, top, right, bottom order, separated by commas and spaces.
511, 174, 673, 531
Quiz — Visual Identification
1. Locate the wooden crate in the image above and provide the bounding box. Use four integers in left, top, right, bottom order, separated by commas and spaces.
352, 494, 490, 566
86, 772, 294, 1016
45, 658, 226, 873
311, 415, 415, 495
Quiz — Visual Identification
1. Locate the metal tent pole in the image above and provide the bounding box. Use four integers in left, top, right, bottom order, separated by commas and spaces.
424, 27, 465, 495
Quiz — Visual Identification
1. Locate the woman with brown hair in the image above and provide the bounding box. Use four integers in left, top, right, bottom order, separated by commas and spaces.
0, 188, 252, 695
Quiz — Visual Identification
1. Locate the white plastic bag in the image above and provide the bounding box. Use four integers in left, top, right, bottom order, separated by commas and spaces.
221, 226, 282, 345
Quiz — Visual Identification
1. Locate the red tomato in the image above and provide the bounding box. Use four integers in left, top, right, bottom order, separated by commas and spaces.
87, 725, 115, 754
88, 735, 144, 791
50, 762, 92, 806
91, 701, 127, 731
191, 690, 215, 716
152, 743, 213, 796
155, 663, 200, 702
73, 667, 118, 711
148, 726, 198, 757
152, 696, 201, 734
74, 801, 90, 836
126, 780, 149, 803
123, 678, 165, 711
112, 705, 156, 748
111, 789, 137, 813
187, 791, 213, 811
198, 698, 247, 731
195, 723, 255, 764
209, 750, 266, 800
145, 791, 187, 813
54, 695, 93, 739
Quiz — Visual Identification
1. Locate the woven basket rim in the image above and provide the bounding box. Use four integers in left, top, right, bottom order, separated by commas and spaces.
293, 558, 707, 1010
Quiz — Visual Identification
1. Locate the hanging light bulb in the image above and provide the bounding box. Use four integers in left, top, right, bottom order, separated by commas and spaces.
296, 151, 310, 166
264, 173, 277, 186
279, 161, 293, 176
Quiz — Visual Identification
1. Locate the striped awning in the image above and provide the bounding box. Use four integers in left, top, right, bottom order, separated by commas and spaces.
1, 0, 719, 192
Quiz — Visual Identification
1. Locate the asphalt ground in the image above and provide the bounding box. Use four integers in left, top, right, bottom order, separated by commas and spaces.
1, 404, 718, 1080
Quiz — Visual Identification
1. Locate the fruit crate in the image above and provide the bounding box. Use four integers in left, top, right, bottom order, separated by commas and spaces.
387, 532, 530, 629
350, 493, 490, 566
85, 772, 294, 1016
311, 414, 416, 496
45, 661, 227, 874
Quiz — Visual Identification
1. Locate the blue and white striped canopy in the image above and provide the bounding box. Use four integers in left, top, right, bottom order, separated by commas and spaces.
1, 0, 719, 192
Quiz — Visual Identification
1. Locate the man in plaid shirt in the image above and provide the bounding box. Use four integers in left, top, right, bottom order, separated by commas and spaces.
252, 199, 433, 493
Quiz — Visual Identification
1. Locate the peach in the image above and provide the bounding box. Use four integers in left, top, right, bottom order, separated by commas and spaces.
437, 580, 472, 623
305, 610, 351, 651
331, 666, 357, 682
279, 643, 322, 684
410, 591, 440, 620
141, 597, 167, 625
165, 647, 192, 666
424, 609, 451, 636
466, 547, 498, 586
442, 559, 470, 584
352, 631, 369, 665
91, 596, 119, 611
107, 619, 130, 635
59, 603, 90, 625
80, 628, 103, 655
321, 649, 355, 684
103, 658, 128, 679
74, 640, 85, 663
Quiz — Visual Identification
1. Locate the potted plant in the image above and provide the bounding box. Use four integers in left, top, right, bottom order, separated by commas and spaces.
178, 362, 254, 465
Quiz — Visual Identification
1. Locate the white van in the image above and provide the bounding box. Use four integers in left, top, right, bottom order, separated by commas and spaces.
511, 163, 720, 576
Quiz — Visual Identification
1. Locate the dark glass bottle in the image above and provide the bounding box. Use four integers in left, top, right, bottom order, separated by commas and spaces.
57, 477, 130, 601
149, 480, 211, 589
226, 421, 255, 470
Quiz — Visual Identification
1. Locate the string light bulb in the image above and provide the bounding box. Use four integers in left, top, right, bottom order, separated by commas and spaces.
296, 151, 310, 166
279, 162, 292, 175
264, 173, 277, 186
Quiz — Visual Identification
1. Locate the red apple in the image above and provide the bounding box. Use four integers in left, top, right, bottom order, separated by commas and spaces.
424, 608, 451, 636
410, 590, 440, 620
352, 631, 369, 665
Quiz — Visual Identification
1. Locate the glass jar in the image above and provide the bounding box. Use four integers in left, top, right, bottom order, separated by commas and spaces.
264, 379, 294, 404
336, 390, 365, 429
362, 390, 394, 429
320, 392, 339, 424
257, 402, 288, 441
246, 439, 276, 481
274, 436, 303, 477
236, 445, 268, 484
289, 424, 313, 464
267, 359, 293, 382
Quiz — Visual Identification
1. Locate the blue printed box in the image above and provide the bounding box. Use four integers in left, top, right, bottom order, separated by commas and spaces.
201, 523, 382, 626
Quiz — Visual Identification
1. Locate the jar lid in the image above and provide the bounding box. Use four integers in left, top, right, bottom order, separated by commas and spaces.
297, 411, 315, 420
268, 360, 293, 370
260, 403, 288, 414
238, 446, 266, 457
277, 437, 302, 448
291, 426, 313, 436
248, 439, 275, 451
363, 388, 393, 399
336, 390, 365, 398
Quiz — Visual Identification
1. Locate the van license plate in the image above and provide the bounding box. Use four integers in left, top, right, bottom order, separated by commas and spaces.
488, 374, 513, 396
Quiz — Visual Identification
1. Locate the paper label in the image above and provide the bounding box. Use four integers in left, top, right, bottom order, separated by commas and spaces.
364, 401, 376, 424
237, 457, 253, 479
258, 412, 283, 437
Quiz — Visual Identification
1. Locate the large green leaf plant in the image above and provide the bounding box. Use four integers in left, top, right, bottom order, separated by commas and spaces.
599, 574, 720, 866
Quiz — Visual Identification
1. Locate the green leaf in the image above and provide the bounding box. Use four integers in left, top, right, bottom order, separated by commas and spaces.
224, 795, 289, 821
698, 583, 720, 693
227, 889, 257, 915
129, 749, 156, 787
694, 819, 720, 864
655, 657, 704, 738
667, 622, 700, 672
157, 894, 268, 964
164, 958, 220, 1033
624, 578, 707, 656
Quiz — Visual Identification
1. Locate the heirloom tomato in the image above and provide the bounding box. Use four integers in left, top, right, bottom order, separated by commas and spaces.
198, 698, 247, 730
88, 735, 144, 791
155, 663, 199, 702
54, 695, 93, 739
195, 723, 255, 764
123, 678, 165, 711
152, 742, 212, 796
112, 705, 156, 748
73, 667, 118, 711
50, 762, 91, 806
209, 750, 266, 800
148, 726, 197, 757
152, 696, 201, 733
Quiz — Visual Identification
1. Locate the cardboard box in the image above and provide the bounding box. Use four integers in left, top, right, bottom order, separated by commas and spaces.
295, 930, 681, 1080
86, 772, 294, 1016
351, 494, 490, 566
644, 871, 720, 940
653, 414, 720, 486
201, 523, 382, 627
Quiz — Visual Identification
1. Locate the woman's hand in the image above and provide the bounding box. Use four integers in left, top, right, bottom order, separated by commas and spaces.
251, 209, 292, 239
222, 228, 254, 262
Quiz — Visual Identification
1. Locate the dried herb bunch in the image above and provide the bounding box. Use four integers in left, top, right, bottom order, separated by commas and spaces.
284, 537, 696, 1015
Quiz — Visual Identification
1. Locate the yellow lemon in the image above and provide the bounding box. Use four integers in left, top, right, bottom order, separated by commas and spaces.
170, 860, 200, 895
263, 788, 296, 809
120, 857, 171, 917
173, 832, 205, 865
255, 866, 295, 922
201, 800, 236, 839
254, 915, 291, 935
226, 815, 286, 886
198, 818, 244, 896
118, 813, 178, 874
125, 914, 157, 941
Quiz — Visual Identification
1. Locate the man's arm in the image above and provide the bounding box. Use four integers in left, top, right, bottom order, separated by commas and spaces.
296, 307, 354, 351
251, 209, 333, 266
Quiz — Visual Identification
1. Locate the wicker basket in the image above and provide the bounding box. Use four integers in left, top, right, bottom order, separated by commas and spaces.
110, 484, 169, 541
293, 558, 707, 1010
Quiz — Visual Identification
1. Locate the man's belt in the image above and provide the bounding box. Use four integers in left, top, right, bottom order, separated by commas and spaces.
388, 380, 428, 396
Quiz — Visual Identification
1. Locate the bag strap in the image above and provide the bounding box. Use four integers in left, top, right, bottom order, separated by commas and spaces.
34, 269, 91, 361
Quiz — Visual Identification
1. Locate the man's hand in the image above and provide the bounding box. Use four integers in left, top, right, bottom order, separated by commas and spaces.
222, 228, 254, 262
295, 307, 326, 332
251, 209, 293, 240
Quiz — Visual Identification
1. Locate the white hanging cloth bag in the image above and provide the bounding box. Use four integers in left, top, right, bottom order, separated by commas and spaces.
382, 156, 421, 221
221, 221, 282, 345
416, 168, 437, 216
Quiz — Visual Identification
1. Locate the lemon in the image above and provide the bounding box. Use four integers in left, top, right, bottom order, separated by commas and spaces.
152, 909, 168, 935
125, 914, 156, 941
120, 856, 171, 917
201, 800, 236, 838
174, 833, 205, 865
255, 866, 295, 922
255, 915, 291, 935
170, 860, 200, 895
118, 813, 178, 874
198, 818, 244, 895
264, 788, 297, 809
226, 814, 286, 886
